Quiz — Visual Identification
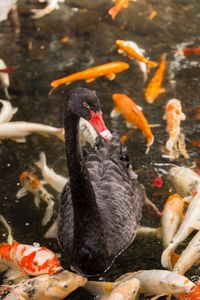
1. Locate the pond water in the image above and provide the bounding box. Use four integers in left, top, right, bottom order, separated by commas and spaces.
0, 0, 200, 299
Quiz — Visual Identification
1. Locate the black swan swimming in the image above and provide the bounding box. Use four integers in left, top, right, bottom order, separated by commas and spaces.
58, 88, 144, 276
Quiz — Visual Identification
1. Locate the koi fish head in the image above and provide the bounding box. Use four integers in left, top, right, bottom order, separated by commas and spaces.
164, 274, 195, 294
166, 98, 182, 114
67, 88, 112, 141
19, 246, 62, 275
20, 171, 31, 183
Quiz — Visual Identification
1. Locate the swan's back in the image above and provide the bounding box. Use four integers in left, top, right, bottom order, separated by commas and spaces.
58, 134, 144, 260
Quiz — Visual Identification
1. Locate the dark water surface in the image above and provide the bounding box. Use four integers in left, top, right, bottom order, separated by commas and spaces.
0, 0, 200, 299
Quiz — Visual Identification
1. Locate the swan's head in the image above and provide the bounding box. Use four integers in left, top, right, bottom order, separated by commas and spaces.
67, 88, 112, 141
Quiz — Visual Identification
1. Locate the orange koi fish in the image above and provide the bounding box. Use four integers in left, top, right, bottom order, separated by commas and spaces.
17, 171, 55, 226
0, 215, 62, 276
111, 93, 154, 152
163, 99, 188, 159
108, 0, 132, 20
116, 40, 157, 68
50, 62, 129, 90
178, 281, 200, 300
144, 53, 167, 103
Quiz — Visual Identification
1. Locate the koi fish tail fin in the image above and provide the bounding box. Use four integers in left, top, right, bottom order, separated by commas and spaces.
161, 244, 176, 270
42, 199, 54, 226
145, 134, 154, 154
4, 87, 11, 100
161, 52, 167, 61
147, 60, 158, 68
108, 7, 118, 20
55, 128, 64, 141
84, 281, 113, 297
0, 215, 14, 244
35, 152, 47, 171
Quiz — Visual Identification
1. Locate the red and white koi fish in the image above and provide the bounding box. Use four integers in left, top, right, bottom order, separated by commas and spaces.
35, 152, 68, 193
161, 184, 200, 270
0, 121, 64, 143
85, 277, 140, 300
176, 47, 200, 56
50, 62, 129, 91
0, 58, 10, 100
162, 194, 184, 249
173, 230, 200, 275
169, 166, 200, 197
1, 270, 87, 300
0, 100, 18, 123
111, 93, 154, 152
17, 171, 55, 226
0, 215, 62, 276
163, 99, 188, 160
108, 0, 137, 20
144, 53, 167, 103
116, 40, 157, 81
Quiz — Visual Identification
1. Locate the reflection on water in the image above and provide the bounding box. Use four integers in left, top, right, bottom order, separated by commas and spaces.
0, 0, 200, 299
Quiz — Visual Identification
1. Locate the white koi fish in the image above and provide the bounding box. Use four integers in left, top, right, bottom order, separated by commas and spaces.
173, 230, 200, 275
0, 100, 18, 123
31, 0, 65, 19
1, 270, 87, 300
161, 184, 200, 270
0, 121, 64, 143
162, 194, 184, 249
170, 166, 200, 197
85, 277, 140, 300
17, 171, 55, 225
0, 59, 10, 100
35, 152, 68, 193
0, 0, 17, 22
130, 270, 194, 298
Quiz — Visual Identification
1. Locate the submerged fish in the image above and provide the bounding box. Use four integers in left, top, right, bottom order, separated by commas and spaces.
111, 93, 154, 152
0, 58, 11, 100
0, 215, 62, 276
116, 40, 157, 81
177, 47, 200, 56
0, 100, 18, 123
50, 62, 129, 90
161, 184, 200, 270
162, 194, 184, 249
0, 121, 64, 143
1, 270, 87, 300
85, 277, 140, 300
144, 53, 167, 104
163, 98, 188, 160
31, 0, 65, 19
173, 230, 200, 275
17, 171, 55, 225
108, 0, 135, 20
169, 166, 200, 197
35, 152, 68, 193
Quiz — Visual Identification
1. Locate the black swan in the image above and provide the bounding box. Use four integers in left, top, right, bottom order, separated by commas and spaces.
58, 88, 144, 276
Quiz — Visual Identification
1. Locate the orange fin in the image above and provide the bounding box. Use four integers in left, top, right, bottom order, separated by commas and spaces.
106, 73, 116, 80
159, 87, 166, 95
171, 252, 180, 267
86, 77, 96, 83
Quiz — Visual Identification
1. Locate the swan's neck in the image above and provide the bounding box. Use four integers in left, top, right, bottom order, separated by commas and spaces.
64, 109, 109, 271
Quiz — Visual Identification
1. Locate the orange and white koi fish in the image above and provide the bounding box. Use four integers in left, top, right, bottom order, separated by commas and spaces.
50, 62, 129, 90
0, 58, 10, 100
173, 230, 200, 275
169, 166, 200, 197
0, 100, 18, 123
111, 93, 154, 152
108, 0, 134, 20
116, 40, 157, 81
31, 0, 65, 19
17, 171, 54, 226
161, 184, 200, 270
35, 152, 68, 193
0, 215, 62, 276
163, 99, 188, 160
1, 270, 87, 300
162, 194, 184, 249
85, 277, 140, 300
144, 53, 167, 103
0, 121, 64, 143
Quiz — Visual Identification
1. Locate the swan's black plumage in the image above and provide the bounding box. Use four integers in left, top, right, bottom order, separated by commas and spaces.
58, 88, 144, 276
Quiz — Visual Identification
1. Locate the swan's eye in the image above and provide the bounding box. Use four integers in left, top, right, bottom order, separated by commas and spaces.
83, 101, 90, 110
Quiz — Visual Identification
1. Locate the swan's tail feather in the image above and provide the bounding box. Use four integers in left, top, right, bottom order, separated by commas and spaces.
0, 215, 14, 244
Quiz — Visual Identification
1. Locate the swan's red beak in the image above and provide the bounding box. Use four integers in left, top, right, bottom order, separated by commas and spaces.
89, 111, 112, 141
